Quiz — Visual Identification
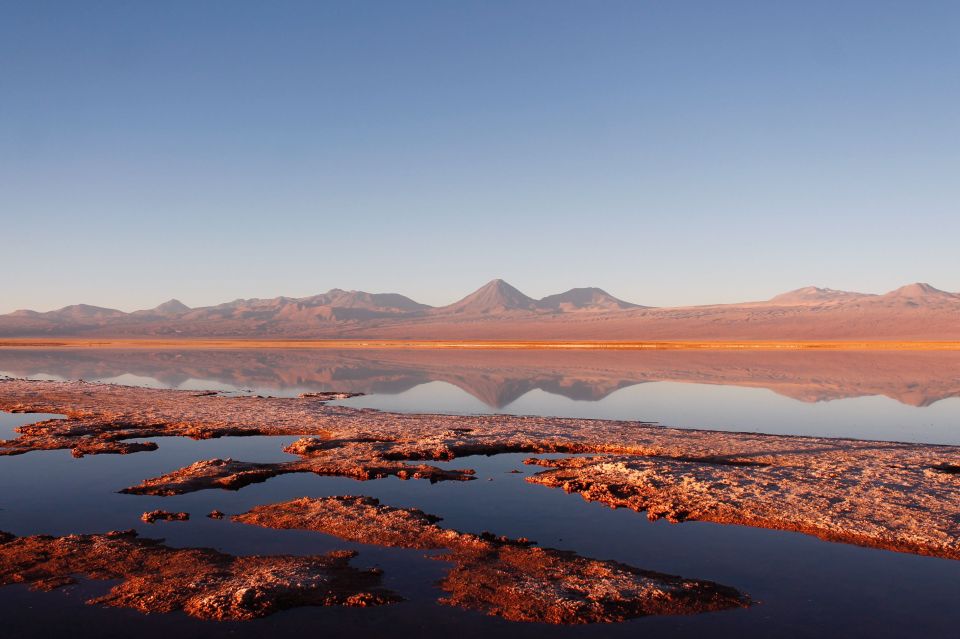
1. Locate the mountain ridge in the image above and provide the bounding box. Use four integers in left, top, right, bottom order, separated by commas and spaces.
538, 287, 642, 312
768, 287, 872, 305
1, 280, 958, 340
434, 279, 539, 314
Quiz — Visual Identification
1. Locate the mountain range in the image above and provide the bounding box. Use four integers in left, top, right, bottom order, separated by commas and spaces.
1, 279, 958, 340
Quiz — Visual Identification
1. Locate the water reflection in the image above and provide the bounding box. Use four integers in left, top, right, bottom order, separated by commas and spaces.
3, 348, 960, 637
2, 348, 960, 444
2, 430, 959, 638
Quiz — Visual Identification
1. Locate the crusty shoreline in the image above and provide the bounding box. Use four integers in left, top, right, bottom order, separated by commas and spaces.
1, 378, 958, 561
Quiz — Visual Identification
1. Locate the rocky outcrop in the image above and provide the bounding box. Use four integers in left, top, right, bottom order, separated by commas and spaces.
0, 529, 398, 620
524, 454, 960, 560
140, 510, 189, 524
234, 496, 748, 623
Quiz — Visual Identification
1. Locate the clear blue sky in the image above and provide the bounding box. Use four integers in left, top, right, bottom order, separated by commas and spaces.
2, 1, 958, 312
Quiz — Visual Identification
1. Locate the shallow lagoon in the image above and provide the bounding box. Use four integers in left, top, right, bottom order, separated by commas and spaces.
1, 348, 959, 637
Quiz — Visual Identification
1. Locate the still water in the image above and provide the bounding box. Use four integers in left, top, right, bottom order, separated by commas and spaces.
3, 348, 960, 443
1, 348, 959, 638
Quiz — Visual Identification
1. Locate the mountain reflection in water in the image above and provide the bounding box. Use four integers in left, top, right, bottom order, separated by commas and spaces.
2, 348, 959, 444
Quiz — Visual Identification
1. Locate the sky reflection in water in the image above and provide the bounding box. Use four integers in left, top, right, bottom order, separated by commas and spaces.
3, 348, 959, 444
1, 349, 960, 637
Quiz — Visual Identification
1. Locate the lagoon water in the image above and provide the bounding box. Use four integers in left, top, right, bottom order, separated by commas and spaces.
342, 379, 960, 445
2, 348, 960, 637
3, 347, 960, 444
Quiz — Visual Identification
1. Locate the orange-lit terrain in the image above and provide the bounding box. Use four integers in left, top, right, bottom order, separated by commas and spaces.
3, 338, 960, 350
4, 280, 960, 341
2, 379, 958, 561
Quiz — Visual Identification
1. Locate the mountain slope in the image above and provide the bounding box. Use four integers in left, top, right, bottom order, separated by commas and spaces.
1, 281, 958, 339
878, 283, 959, 304
434, 279, 539, 315
769, 287, 872, 305
46, 304, 127, 320
297, 290, 429, 312
131, 299, 191, 318
152, 299, 191, 315
537, 287, 640, 311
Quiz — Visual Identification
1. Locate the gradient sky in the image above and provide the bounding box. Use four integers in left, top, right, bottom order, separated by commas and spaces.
2, 1, 958, 313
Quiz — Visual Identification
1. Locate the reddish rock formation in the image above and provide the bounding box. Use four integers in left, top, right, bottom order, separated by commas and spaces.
121, 453, 473, 496
0, 529, 398, 620
524, 453, 960, 560
140, 510, 189, 524
234, 496, 748, 623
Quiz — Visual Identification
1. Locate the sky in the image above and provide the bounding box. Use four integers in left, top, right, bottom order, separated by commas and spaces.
1, 1, 958, 313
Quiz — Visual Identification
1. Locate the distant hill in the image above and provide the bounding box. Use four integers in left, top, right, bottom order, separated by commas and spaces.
132, 299, 191, 318
537, 287, 640, 312
434, 279, 539, 314
769, 287, 872, 305
879, 283, 959, 304
45, 304, 127, 321
1, 280, 958, 340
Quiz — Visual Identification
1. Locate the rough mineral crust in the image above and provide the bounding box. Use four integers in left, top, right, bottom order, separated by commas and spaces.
234, 496, 748, 623
120, 451, 474, 496
140, 509, 189, 523
524, 453, 960, 560
1, 379, 959, 560
0, 528, 398, 620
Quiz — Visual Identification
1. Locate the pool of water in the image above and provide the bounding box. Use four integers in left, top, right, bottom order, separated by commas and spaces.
339, 379, 960, 444
3, 348, 960, 444
2, 348, 959, 637
0, 411, 63, 440
1, 423, 958, 639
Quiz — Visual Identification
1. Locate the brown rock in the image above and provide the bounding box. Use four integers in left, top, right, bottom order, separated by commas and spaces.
0, 529, 398, 620
234, 496, 749, 624
140, 510, 189, 524
525, 454, 960, 559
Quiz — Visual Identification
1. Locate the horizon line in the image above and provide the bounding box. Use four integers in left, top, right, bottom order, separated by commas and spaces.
4, 338, 960, 352
4, 279, 956, 316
